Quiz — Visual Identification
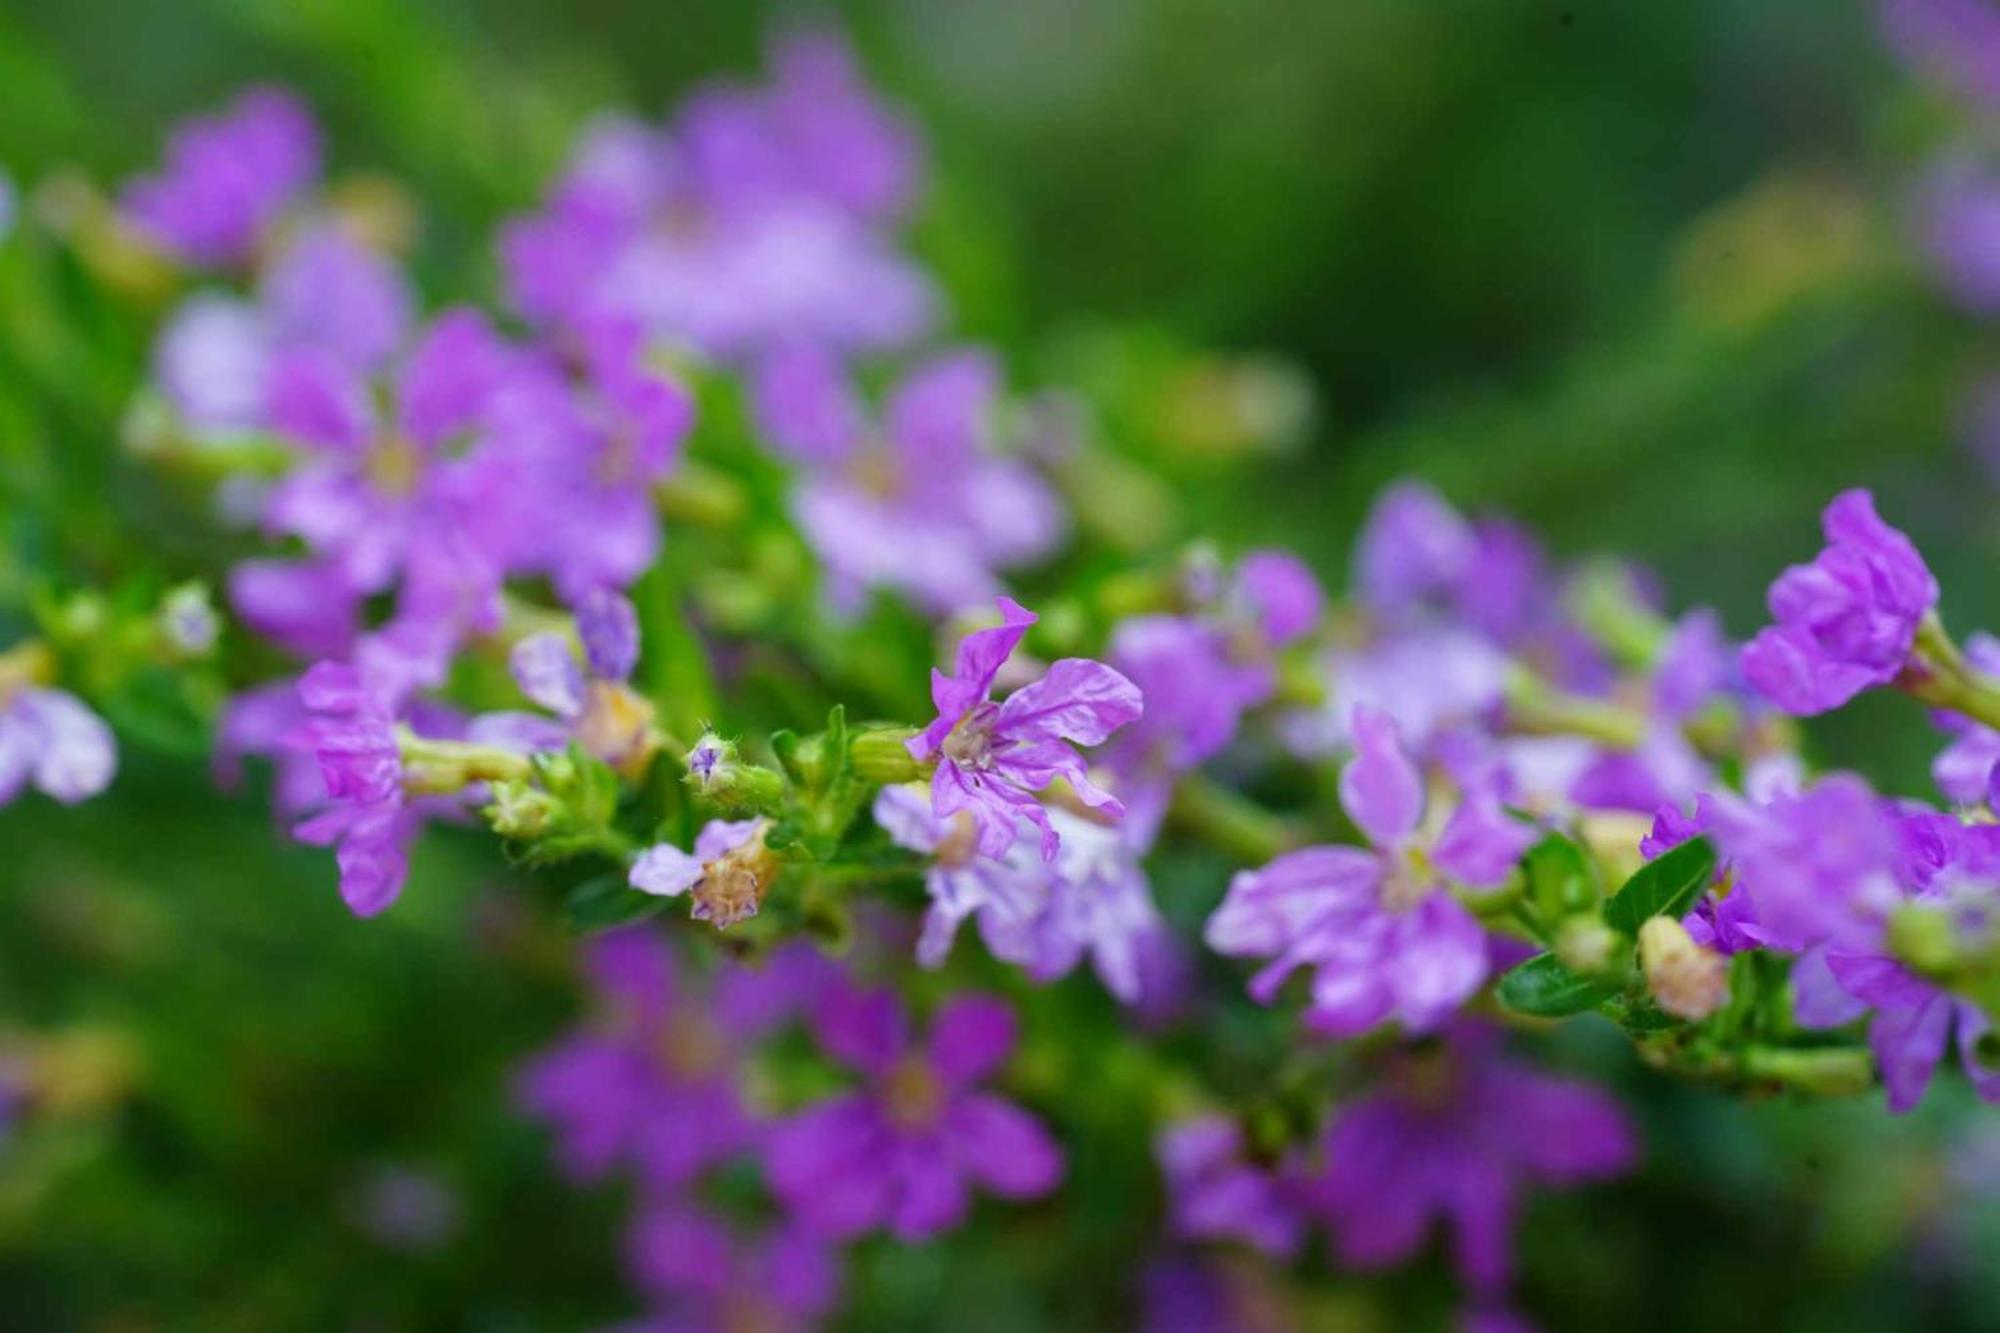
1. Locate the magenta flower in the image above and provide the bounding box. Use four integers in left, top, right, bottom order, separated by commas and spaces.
516, 929, 830, 1187
0, 686, 117, 807
765, 987, 1062, 1240
1311, 1023, 1637, 1294
1741, 490, 1939, 715
120, 86, 320, 268
907, 597, 1142, 862
1156, 1116, 1308, 1257
1206, 706, 1533, 1035
621, 1200, 839, 1333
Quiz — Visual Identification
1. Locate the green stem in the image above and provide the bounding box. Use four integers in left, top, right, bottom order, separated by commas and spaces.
1168, 773, 1297, 865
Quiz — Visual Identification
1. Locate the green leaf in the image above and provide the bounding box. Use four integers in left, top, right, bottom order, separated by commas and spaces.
1522, 832, 1595, 919
564, 875, 671, 933
1496, 953, 1622, 1017
1603, 836, 1716, 937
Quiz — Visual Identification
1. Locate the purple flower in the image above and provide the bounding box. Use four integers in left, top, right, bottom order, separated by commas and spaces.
259, 224, 414, 372
500, 589, 660, 770
1705, 775, 1906, 954
906, 597, 1142, 862
1157, 1116, 1308, 1257
499, 31, 935, 359
1310, 1023, 1637, 1293
515, 929, 769, 1187
1222, 549, 1324, 648
121, 86, 320, 268
1798, 944, 2000, 1113
766, 987, 1062, 1240
1741, 489, 1938, 715
292, 662, 416, 916
1882, 0, 2000, 113
1355, 481, 1478, 619
875, 785, 1167, 1003
1282, 626, 1508, 760
1206, 706, 1533, 1036
622, 1201, 839, 1333
0, 686, 117, 806
1351, 483, 1556, 648
1918, 156, 2000, 315
1106, 614, 1271, 796
1932, 632, 2000, 806
772, 349, 1066, 615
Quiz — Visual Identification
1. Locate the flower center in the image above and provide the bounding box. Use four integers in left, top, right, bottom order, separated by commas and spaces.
1379, 846, 1434, 913
366, 432, 424, 497
883, 1056, 946, 1129
941, 704, 998, 771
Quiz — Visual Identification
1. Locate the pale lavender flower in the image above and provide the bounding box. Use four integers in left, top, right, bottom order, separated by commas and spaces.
1741, 489, 1939, 715
906, 597, 1142, 862
875, 785, 1168, 1004
1310, 1022, 1637, 1294
0, 686, 117, 806
501, 587, 650, 765
766, 987, 1062, 1240
629, 819, 769, 929
1157, 1116, 1308, 1257
1207, 706, 1533, 1036
1283, 626, 1508, 760
121, 86, 320, 267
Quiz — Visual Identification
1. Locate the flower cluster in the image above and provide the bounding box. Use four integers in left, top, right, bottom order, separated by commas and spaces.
9, 20, 1994, 1332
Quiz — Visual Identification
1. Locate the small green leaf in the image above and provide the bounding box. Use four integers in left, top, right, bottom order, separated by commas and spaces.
1522, 833, 1595, 918
564, 875, 671, 933
1603, 836, 1716, 936
1496, 953, 1621, 1016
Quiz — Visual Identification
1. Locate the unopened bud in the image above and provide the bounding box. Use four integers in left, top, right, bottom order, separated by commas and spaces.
850, 726, 925, 784
157, 582, 219, 658
685, 733, 788, 815
1553, 917, 1621, 977
484, 780, 561, 839
1639, 916, 1729, 1021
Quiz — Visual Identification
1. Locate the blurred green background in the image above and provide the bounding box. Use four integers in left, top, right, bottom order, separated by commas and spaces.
1, 0, 1997, 1328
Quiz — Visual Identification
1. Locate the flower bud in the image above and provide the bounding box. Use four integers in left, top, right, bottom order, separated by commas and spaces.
484, 780, 562, 840
157, 582, 219, 658
1638, 916, 1729, 1021
850, 726, 924, 784
1553, 917, 1621, 977
684, 733, 788, 815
